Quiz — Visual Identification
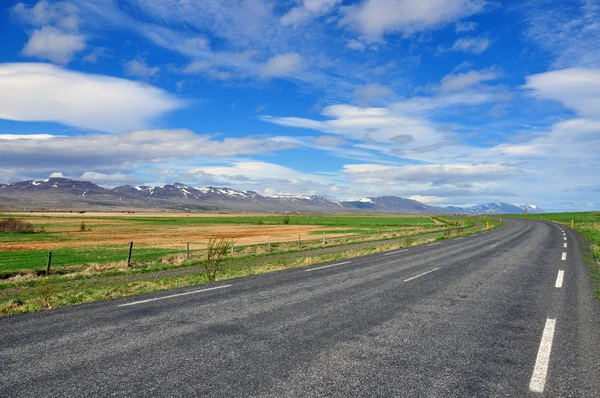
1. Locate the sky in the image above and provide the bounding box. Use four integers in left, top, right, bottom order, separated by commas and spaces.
0, 0, 599, 211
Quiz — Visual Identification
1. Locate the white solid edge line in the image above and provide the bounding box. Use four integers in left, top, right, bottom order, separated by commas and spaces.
403, 267, 440, 282
561, 252, 567, 261
427, 242, 442, 246
490, 243, 499, 248
118, 284, 232, 307
555, 270, 564, 288
454, 237, 464, 240
529, 318, 556, 393
305, 261, 352, 272
383, 249, 409, 256
564, 237, 567, 241
564, 243, 567, 248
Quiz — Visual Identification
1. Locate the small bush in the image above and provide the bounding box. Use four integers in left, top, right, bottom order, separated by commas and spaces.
79, 222, 91, 232
405, 236, 415, 247
282, 216, 290, 225
204, 237, 231, 282
0, 218, 35, 233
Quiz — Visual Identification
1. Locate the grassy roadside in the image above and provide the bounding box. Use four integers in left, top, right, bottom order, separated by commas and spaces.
0, 218, 497, 316
510, 212, 600, 300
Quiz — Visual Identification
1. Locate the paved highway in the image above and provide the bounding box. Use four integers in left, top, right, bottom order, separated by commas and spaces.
1, 219, 599, 397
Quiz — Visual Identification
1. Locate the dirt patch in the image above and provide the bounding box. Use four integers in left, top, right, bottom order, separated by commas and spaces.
0, 224, 328, 251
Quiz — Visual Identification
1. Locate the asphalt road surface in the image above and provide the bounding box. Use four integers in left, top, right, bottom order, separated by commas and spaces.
2, 219, 599, 397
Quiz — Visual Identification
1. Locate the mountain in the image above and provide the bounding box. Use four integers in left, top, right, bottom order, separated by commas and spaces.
458, 202, 543, 214
341, 196, 440, 213
0, 177, 543, 214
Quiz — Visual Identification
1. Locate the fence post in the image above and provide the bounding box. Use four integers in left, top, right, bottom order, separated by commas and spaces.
268, 237, 271, 251
323, 232, 326, 245
298, 234, 300, 249
344, 232, 347, 243
186, 242, 190, 260
127, 242, 133, 267
231, 239, 235, 255
46, 251, 52, 276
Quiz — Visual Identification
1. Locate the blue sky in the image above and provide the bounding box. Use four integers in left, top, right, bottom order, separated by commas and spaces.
0, 0, 599, 211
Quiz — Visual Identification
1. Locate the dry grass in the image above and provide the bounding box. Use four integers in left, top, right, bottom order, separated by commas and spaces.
0, 219, 35, 233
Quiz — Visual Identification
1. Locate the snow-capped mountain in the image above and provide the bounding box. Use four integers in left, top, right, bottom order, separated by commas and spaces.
0, 178, 543, 214
458, 202, 544, 214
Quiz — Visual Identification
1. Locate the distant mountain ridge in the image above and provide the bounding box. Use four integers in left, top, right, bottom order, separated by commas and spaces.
0, 177, 544, 214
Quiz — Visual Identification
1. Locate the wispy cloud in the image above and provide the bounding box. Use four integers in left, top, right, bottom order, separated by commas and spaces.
340, 0, 488, 41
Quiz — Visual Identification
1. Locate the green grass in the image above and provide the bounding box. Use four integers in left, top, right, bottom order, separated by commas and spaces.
0, 245, 180, 275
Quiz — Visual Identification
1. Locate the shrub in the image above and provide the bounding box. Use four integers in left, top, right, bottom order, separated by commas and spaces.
79, 222, 91, 232
405, 235, 415, 247
282, 216, 290, 225
0, 219, 35, 233
204, 237, 231, 282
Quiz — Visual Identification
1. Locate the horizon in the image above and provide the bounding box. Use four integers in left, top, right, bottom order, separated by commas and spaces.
1, 175, 545, 210
1, 1, 599, 212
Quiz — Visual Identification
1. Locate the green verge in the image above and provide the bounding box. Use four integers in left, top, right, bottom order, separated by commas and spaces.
0, 220, 495, 316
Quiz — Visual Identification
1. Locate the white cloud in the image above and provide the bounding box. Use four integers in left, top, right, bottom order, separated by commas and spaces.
312, 135, 348, 146
124, 58, 160, 79
343, 163, 519, 185
352, 83, 394, 104
13, 1, 86, 64
261, 53, 304, 77
449, 37, 489, 54
281, 0, 341, 27
0, 134, 57, 140
22, 26, 86, 64
341, 0, 487, 41
0, 63, 184, 133
521, 0, 600, 68
347, 39, 366, 51
523, 68, 600, 119
194, 161, 327, 184
79, 172, 144, 185
261, 90, 503, 152
12, 0, 80, 31
439, 69, 501, 92
455, 21, 477, 32
0, 130, 294, 177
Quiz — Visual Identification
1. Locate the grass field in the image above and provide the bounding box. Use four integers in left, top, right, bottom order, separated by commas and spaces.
0, 212, 466, 276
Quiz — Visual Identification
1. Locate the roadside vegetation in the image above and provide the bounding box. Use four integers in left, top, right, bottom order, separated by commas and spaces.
0, 213, 495, 315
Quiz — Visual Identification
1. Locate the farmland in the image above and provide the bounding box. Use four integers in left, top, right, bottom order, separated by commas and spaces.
0, 212, 442, 274
0, 212, 485, 315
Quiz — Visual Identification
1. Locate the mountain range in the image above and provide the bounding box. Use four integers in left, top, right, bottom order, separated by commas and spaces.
0, 178, 543, 214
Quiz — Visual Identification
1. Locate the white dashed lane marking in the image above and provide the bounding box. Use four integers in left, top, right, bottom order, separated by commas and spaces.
529, 318, 557, 393
403, 268, 440, 282
305, 261, 352, 272
555, 270, 564, 288
118, 285, 232, 307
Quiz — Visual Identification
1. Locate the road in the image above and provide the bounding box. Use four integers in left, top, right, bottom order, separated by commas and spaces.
1, 219, 599, 397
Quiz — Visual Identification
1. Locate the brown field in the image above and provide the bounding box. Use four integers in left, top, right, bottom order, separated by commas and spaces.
0, 212, 439, 254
